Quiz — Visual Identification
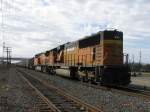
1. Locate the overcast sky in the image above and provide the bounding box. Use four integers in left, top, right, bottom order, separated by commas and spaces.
0, 0, 150, 63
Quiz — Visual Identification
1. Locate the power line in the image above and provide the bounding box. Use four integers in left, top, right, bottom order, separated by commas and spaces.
1, 0, 5, 63
1, 0, 13, 65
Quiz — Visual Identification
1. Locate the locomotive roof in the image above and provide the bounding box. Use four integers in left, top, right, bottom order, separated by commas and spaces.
34, 29, 122, 57
78, 32, 100, 42
35, 52, 46, 57
78, 29, 121, 42
46, 43, 68, 52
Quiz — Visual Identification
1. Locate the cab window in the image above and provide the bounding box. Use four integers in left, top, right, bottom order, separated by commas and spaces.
104, 31, 123, 40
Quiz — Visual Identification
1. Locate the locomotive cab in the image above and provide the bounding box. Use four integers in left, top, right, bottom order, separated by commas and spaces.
103, 30, 123, 65
99, 30, 131, 86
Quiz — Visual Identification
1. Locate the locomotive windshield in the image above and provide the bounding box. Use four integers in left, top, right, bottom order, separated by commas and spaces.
104, 30, 123, 40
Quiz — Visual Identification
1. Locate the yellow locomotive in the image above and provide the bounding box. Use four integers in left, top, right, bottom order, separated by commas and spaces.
33, 30, 131, 86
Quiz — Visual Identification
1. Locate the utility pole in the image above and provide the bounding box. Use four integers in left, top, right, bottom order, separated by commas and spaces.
132, 54, 136, 76
4, 46, 12, 67
139, 50, 142, 75
139, 50, 142, 65
124, 53, 129, 65
2, 42, 5, 64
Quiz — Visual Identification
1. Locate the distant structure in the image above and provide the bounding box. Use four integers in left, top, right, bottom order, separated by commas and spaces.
0, 57, 29, 61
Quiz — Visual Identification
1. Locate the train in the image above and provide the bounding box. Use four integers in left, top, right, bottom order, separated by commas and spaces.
20, 30, 131, 86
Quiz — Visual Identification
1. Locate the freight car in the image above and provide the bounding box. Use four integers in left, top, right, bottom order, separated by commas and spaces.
33, 30, 131, 86
16, 58, 34, 69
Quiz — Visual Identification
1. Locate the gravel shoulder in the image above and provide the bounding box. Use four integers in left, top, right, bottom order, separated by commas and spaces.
23, 68, 150, 112
0, 66, 37, 112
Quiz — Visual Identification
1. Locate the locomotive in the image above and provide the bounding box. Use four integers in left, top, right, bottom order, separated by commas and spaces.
28, 30, 131, 86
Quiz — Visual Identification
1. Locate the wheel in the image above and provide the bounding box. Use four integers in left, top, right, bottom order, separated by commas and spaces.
82, 76, 89, 82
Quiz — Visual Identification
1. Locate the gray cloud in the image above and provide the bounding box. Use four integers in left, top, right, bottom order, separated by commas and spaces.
0, 0, 150, 63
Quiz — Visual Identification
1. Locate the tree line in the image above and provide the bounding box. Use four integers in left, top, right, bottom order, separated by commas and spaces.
129, 63, 150, 72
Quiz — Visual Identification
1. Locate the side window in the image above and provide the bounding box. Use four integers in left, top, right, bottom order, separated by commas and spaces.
79, 34, 100, 48
104, 31, 123, 40
93, 47, 96, 61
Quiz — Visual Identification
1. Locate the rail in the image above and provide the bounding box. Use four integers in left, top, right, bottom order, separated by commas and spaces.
81, 82, 150, 100
16, 70, 61, 112
17, 69, 103, 112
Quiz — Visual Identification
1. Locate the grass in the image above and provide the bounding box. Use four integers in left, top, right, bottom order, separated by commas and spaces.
142, 72, 150, 77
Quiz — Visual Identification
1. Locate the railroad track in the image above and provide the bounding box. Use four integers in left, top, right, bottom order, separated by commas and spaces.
80, 81, 150, 100
16, 70, 61, 112
20, 68, 150, 100
17, 69, 102, 112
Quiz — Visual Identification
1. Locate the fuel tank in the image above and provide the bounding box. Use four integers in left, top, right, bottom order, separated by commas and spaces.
55, 68, 71, 77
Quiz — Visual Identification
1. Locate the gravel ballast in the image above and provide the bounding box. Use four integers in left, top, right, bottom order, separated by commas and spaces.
0, 66, 38, 112
23, 68, 150, 112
